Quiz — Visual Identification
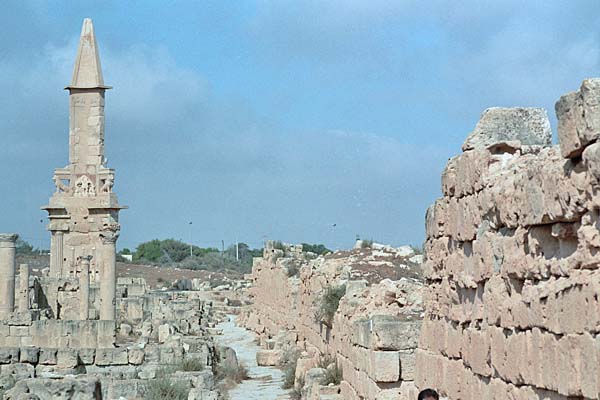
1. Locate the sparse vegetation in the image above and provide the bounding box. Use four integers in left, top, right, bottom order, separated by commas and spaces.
142, 371, 188, 400
131, 238, 262, 274
15, 239, 38, 255
272, 240, 286, 250
289, 376, 305, 399
280, 348, 300, 389
360, 239, 374, 248
316, 352, 343, 385
284, 260, 302, 277
216, 363, 249, 383
410, 244, 423, 255
300, 243, 331, 255
175, 357, 205, 372
314, 284, 346, 327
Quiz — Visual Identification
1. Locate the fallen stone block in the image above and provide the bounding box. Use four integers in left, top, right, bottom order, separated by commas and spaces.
462, 107, 551, 151
256, 349, 281, 366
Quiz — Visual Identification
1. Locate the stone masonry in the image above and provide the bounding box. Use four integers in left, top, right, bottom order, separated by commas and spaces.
239, 241, 424, 399
42, 18, 125, 321
417, 79, 600, 399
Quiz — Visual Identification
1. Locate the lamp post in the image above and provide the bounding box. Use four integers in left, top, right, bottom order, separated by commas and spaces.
189, 221, 193, 258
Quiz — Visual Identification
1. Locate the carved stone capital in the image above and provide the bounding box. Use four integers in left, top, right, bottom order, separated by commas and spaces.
100, 230, 119, 245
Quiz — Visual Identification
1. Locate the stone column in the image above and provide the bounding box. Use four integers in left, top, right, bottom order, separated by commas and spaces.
18, 264, 29, 312
0, 234, 18, 318
50, 231, 64, 278
80, 256, 90, 320
99, 231, 118, 320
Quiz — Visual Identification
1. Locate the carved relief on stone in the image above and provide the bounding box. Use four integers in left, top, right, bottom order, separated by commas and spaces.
100, 229, 119, 244
53, 175, 71, 194
73, 175, 96, 198
101, 176, 114, 193
100, 215, 120, 244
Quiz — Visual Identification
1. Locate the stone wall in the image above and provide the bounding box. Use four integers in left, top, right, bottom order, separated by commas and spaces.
417, 79, 600, 399
0, 319, 115, 348
240, 242, 424, 399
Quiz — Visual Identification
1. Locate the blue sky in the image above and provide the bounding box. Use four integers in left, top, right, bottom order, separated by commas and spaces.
1, 1, 600, 251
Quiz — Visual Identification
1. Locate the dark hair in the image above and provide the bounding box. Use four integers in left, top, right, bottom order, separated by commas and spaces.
418, 389, 439, 400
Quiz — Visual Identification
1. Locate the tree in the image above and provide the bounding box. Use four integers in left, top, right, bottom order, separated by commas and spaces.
15, 239, 35, 255
133, 240, 163, 263
301, 243, 331, 255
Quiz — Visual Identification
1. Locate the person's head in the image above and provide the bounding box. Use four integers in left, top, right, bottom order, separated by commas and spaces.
418, 388, 439, 400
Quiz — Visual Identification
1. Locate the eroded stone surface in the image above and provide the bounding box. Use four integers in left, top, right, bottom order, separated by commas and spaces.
462, 107, 552, 151
418, 78, 600, 400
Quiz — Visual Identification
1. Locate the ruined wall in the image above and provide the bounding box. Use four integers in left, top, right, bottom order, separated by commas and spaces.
241, 242, 424, 399
417, 79, 600, 399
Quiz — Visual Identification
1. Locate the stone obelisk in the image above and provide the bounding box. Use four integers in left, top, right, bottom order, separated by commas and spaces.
43, 19, 126, 320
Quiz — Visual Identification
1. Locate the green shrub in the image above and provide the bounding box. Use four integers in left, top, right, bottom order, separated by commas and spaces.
289, 376, 305, 399
273, 240, 286, 250
175, 357, 205, 372
286, 261, 301, 277
300, 243, 331, 255
142, 374, 188, 400
410, 244, 424, 255
320, 361, 343, 386
280, 348, 300, 389
314, 284, 346, 327
360, 239, 374, 248
216, 363, 249, 383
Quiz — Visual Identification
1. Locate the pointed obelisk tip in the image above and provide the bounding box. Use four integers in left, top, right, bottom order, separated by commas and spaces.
66, 18, 111, 90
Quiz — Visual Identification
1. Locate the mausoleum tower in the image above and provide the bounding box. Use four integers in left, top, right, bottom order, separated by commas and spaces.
43, 19, 125, 320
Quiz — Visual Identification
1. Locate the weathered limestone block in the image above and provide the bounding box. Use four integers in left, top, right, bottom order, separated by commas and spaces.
4, 377, 101, 400
78, 348, 96, 365
358, 348, 400, 383
1, 363, 35, 380
462, 107, 551, 151
38, 348, 58, 365
101, 378, 144, 400
19, 347, 39, 364
128, 347, 145, 365
188, 388, 218, 400
556, 78, 600, 158
95, 348, 128, 366
352, 316, 420, 351
57, 349, 79, 368
256, 349, 281, 366
0, 348, 20, 364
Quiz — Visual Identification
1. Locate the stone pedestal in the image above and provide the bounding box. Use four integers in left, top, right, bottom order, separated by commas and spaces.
99, 232, 118, 320
18, 263, 29, 312
80, 257, 90, 320
0, 234, 18, 318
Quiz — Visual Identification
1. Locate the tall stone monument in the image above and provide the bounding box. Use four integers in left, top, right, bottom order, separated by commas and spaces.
43, 19, 125, 320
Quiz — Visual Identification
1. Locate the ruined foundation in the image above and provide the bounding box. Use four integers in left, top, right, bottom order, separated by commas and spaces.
239, 241, 424, 399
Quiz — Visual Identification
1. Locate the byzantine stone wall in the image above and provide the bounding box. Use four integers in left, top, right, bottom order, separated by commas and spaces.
240, 241, 424, 399
417, 79, 600, 399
